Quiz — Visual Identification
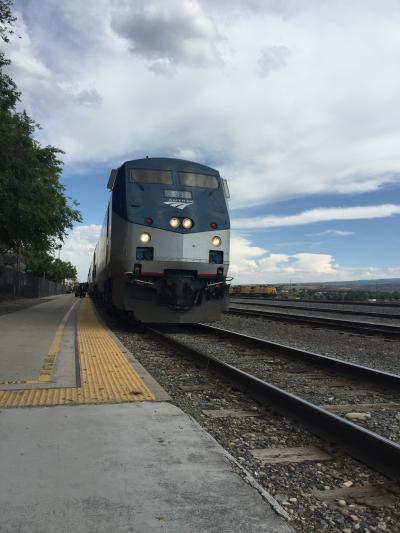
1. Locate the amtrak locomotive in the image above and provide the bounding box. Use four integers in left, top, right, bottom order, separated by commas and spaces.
88, 157, 231, 322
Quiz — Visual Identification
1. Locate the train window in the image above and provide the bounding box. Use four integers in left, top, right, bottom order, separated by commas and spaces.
209, 250, 224, 264
164, 190, 192, 199
222, 178, 230, 199
178, 172, 219, 189
129, 169, 173, 185
136, 247, 154, 260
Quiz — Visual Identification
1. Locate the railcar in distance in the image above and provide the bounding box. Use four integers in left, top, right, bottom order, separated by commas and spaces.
230, 285, 277, 297
88, 157, 231, 322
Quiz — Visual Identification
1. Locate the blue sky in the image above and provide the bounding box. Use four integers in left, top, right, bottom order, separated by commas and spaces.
3, 0, 400, 281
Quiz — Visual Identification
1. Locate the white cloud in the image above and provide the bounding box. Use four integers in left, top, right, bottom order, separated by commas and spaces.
287, 253, 335, 275
230, 233, 400, 284
60, 225, 101, 280
3, 1, 400, 207
256, 45, 290, 77
233, 204, 400, 229
111, 0, 222, 69
73, 89, 102, 107
3, 11, 52, 95
228, 234, 267, 275
308, 229, 355, 237
230, 233, 336, 283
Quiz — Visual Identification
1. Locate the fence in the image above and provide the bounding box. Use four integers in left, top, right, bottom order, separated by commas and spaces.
0, 265, 65, 299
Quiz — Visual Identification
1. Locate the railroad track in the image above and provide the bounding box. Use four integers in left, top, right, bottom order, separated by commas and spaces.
147, 323, 400, 481
228, 305, 400, 338
229, 298, 400, 320
235, 297, 400, 308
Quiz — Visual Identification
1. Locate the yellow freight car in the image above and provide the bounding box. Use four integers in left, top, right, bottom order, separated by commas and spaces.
230, 285, 277, 296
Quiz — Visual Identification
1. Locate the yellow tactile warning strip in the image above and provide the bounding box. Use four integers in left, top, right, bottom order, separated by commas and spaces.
0, 298, 155, 407
77, 298, 155, 402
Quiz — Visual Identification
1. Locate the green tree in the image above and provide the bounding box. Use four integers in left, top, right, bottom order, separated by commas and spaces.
0, 0, 15, 43
25, 250, 77, 282
0, 1, 81, 260
50, 258, 77, 282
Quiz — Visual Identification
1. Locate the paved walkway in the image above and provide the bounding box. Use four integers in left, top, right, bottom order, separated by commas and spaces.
0, 294, 76, 383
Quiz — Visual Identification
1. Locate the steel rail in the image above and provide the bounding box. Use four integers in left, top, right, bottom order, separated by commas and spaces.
233, 297, 400, 308
148, 325, 400, 480
228, 306, 400, 338
197, 323, 400, 389
229, 298, 400, 320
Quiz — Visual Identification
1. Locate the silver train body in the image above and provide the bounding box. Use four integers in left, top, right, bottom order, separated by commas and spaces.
88, 157, 230, 323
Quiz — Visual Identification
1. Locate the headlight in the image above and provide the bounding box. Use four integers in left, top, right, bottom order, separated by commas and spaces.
169, 217, 180, 228
182, 218, 193, 229
140, 232, 151, 243
211, 236, 221, 247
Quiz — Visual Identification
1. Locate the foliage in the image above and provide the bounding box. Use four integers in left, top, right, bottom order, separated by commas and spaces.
0, 109, 82, 253
0, 0, 16, 43
0, 1, 82, 261
25, 250, 77, 282
0, 51, 18, 110
280, 287, 400, 302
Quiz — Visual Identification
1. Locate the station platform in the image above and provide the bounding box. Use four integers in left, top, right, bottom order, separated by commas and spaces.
0, 295, 291, 532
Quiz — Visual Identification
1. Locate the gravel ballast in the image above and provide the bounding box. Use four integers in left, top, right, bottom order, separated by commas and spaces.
211, 314, 400, 375
164, 327, 400, 443
230, 298, 400, 317
229, 304, 400, 327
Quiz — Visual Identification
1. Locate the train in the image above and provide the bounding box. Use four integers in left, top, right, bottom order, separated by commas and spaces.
230, 285, 277, 297
88, 157, 231, 322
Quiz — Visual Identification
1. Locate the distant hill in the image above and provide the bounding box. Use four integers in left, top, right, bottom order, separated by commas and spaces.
326, 278, 399, 285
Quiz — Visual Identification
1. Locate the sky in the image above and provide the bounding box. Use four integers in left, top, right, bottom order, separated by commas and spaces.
2, 0, 400, 282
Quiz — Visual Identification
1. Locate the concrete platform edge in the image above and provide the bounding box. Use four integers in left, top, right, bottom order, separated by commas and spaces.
224, 449, 291, 520
182, 405, 292, 523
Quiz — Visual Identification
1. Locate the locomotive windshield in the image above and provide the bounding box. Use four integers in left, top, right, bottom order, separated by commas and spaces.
178, 172, 219, 189
129, 168, 173, 185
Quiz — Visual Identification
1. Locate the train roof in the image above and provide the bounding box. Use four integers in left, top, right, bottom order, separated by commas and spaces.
120, 157, 220, 176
